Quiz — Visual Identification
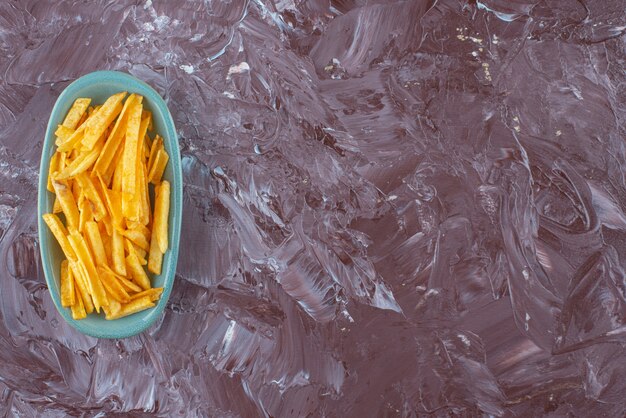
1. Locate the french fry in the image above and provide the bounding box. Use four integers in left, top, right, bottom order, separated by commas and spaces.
142, 110, 153, 132
69, 261, 94, 314
112, 155, 124, 192
122, 99, 142, 214
42, 213, 76, 261
154, 181, 170, 253
55, 142, 103, 179
126, 251, 151, 290
50, 180, 79, 231
71, 286, 87, 320
102, 186, 124, 231
100, 215, 113, 237
138, 114, 150, 153
85, 221, 107, 267
136, 116, 151, 224
82, 92, 126, 150
78, 196, 93, 232
53, 196, 62, 214
75, 173, 107, 221
123, 228, 149, 251
135, 249, 147, 265
115, 272, 142, 293
122, 191, 140, 222
127, 221, 151, 239
125, 238, 147, 264
147, 135, 161, 175
138, 159, 150, 225
111, 228, 127, 276
60, 259, 75, 307
147, 226, 162, 275
76, 111, 88, 129
55, 125, 75, 142
67, 232, 108, 312
143, 134, 151, 161
98, 266, 131, 303
101, 140, 124, 187
58, 151, 68, 171
102, 231, 113, 266
56, 125, 85, 152
47, 152, 60, 192
147, 149, 169, 184
62, 98, 91, 130
93, 94, 140, 177
105, 295, 154, 320
125, 238, 147, 262
130, 287, 163, 302
72, 179, 81, 202
103, 299, 122, 318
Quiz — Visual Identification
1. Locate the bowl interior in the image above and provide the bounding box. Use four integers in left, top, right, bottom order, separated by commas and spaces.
38, 71, 182, 339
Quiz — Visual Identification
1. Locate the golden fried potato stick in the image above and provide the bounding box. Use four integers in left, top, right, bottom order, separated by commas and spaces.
50, 180, 80, 231
42, 213, 76, 261
123, 228, 149, 251
81, 92, 126, 150
58, 151, 68, 171
76, 111, 88, 129
68, 232, 109, 312
112, 154, 124, 192
78, 196, 93, 233
147, 135, 161, 175
153, 180, 170, 253
127, 221, 151, 240
147, 224, 162, 275
142, 110, 153, 132
147, 149, 169, 184
100, 214, 113, 237
60, 259, 75, 307
133, 115, 150, 224
103, 299, 122, 319
101, 141, 124, 187
47, 152, 60, 193
85, 221, 107, 267
71, 178, 80, 202
125, 239, 147, 264
126, 249, 151, 290
105, 295, 155, 320
141, 159, 152, 225
71, 285, 87, 320
69, 261, 94, 314
75, 173, 107, 221
55, 142, 103, 180
53, 197, 62, 214
98, 266, 131, 303
121, 99, 143, 211
62, 98, 91, 130
56, 125, 85, 152
55, 125, 75, 142
93, 94, 141, 177
111, 228, 127, 276
115, 272, 142, 293
97, 176, 124, 231
130, 287, 163, 302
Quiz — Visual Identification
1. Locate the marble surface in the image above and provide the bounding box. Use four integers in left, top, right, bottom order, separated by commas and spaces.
1, 0, 626, 416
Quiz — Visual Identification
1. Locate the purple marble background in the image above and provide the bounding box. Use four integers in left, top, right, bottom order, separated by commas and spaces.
1, 0, 626, 416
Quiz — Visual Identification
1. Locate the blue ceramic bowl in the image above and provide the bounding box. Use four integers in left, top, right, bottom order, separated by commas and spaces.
38, 71, 182, 339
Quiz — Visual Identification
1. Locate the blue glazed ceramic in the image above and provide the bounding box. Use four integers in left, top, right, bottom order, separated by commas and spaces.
37, 71, 182, 339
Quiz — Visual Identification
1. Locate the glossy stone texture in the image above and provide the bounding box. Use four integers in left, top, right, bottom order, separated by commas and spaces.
1, 0, 626, 416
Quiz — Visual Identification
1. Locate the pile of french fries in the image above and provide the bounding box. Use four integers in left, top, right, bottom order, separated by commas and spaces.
43, 92, 170, 320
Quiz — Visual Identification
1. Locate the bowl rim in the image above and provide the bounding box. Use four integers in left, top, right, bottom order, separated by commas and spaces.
37, 70, 182, 339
